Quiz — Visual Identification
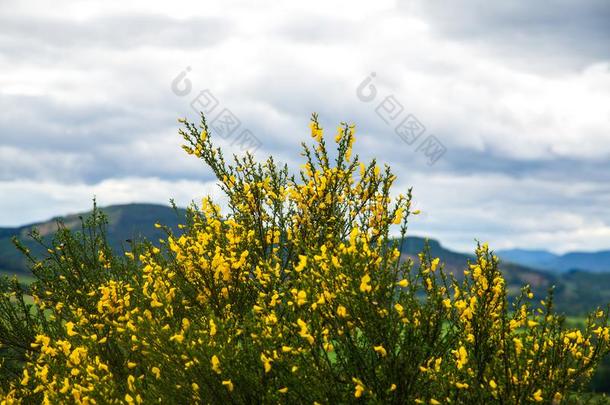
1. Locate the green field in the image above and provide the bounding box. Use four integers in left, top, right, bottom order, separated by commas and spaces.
0, 269, 36, 285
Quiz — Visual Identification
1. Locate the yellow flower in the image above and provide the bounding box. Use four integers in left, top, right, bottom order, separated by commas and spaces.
309, 121, 323, 141
211, 355, 221, 374
337, 305, 348, 318
374, 345, 387, 357
513, 338, 523, 355
430, 257, 440, 272
352, 378, 365, 398
278, 387, 288, 394
59, 377, 70, 394
222, 380, 234, 392
20, 369, 29, 386
335, 125, 344, 143
359, 274, 372, 293
65, 321, 77, 337
151, 367, 161, 379
392, 208, 404, 225
294, 255, 308, 272
489, 380, 497, 389
296, 290, 307, 306
532, 389, 543, 402
127, 375, 136, 391
261, 353, 273, 373
297, 319, 315, 345
454, 346, 468, 369
170, 333, 184, 344
397, 279, 409, 287
69, 347, 87, 366
209, 319, 217, 337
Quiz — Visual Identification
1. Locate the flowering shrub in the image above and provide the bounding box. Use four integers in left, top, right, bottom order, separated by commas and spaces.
1, 114, 610, 404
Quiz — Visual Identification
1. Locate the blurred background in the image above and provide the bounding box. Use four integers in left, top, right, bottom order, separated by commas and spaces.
0, 0, 609, 262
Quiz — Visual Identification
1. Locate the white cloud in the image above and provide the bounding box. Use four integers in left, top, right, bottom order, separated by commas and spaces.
0, 0, 609, 253
0, 177, 223, 227
402, 173, 610, 254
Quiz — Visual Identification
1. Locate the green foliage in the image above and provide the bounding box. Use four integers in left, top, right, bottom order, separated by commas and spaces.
0, 204, 185, 278
0, 114, 609, 404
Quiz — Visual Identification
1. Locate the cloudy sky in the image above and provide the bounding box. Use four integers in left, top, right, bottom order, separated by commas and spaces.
1, 0, 609, 254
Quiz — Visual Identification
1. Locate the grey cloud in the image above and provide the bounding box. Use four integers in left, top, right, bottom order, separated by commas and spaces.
0, 94, 166, 150
0, 14, 232, 53
0, 93, 213, 183
229, 67, 610, 190
404, 0, 610, 70
273, 14, 362, 44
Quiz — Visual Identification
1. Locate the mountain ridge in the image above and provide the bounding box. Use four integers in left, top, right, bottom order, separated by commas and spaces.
0, 203, 185, 275
498, 248, 610, 273
2, 203, 610, 315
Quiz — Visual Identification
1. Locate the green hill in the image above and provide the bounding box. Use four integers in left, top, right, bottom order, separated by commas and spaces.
396, 237, 561, 305
398, 237, 610, 315
0, 203, 186, 278
396, 237, 556, 290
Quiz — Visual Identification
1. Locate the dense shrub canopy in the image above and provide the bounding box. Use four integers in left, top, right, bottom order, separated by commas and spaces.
1, 114, 609, 404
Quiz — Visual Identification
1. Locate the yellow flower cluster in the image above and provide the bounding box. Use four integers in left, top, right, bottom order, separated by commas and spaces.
2, 114, 609, 404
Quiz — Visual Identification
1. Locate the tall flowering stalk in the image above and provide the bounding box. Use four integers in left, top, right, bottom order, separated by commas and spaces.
1, 114, 609, 404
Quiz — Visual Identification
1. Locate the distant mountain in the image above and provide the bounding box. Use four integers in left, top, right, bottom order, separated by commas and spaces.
0, 204, 554, 290
555, 251, 610, 273
398, 238, 559, 302
408, 242, 610, 314
0, 203, 185, 277
498, 248, 610, 273
2, 203, 610, 315
496, 249, 559, 268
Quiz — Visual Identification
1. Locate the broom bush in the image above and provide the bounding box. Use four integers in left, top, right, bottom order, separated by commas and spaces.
1, 113, 609, 404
